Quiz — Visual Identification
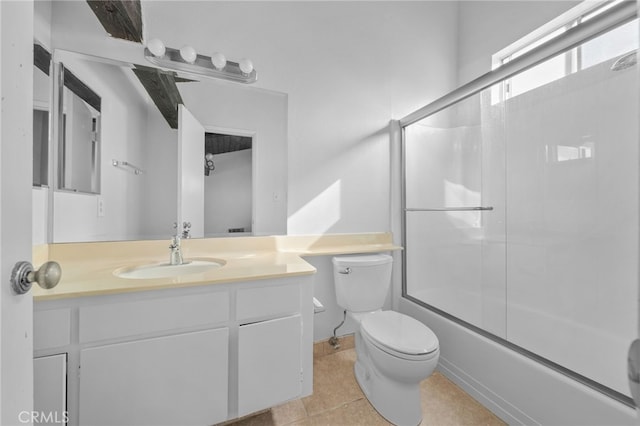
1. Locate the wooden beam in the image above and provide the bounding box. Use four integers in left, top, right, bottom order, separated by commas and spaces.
33, 44, 51, 76
86, 0, 143, 43
64, 67, 102, 113
132, 67, 184, 129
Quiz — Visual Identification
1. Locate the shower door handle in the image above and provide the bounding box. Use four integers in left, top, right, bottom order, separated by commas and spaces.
405, 206, 494, 212
628, 339, 640, 407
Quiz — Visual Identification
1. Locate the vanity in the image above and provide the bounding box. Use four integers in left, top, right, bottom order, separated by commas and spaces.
32, 233, 400, 426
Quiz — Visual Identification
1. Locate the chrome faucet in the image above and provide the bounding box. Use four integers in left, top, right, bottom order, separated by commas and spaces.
182, 221, 192, 239
169, 222, 184, 265
169, 235, 183, 265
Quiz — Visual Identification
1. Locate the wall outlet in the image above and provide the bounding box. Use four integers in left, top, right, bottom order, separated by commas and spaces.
97, 198, 105, 217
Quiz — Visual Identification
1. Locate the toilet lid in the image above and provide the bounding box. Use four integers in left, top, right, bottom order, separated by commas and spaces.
361, 311, 439, 356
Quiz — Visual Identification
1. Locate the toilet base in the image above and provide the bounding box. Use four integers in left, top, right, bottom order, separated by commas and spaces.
354, 359, 423, 426
352, 328, 437, 426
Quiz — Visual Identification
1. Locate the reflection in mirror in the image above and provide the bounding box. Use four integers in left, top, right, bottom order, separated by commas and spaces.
58, 65, 101, 194
204, 132, 253, 237
33, 43, 50, 188
46, 51, 287, 243
33, 43, 52, 246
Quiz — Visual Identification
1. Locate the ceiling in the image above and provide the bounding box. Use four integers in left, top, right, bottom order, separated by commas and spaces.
205, 133, 252, 156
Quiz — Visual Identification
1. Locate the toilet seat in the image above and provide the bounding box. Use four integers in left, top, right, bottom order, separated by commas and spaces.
361, 311, 439, 361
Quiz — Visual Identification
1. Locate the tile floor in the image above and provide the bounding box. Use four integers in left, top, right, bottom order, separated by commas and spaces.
225, 336, 506, 426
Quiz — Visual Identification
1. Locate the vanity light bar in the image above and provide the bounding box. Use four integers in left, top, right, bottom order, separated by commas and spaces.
144, 46, 257, 84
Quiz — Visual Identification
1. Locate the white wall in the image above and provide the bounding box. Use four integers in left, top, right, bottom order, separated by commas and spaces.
456, 0, 581, 84
142, 1, 460, 235
204, 149, 252, 236
140, 106, 177, 240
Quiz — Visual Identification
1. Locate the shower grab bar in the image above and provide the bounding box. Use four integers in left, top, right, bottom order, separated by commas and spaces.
399, 0, 636, 127
406, 207, 494, 212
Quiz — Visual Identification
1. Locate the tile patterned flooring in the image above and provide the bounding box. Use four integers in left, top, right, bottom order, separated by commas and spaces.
225, 336, 506, 426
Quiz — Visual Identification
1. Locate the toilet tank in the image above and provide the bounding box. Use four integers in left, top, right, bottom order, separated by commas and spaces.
332, 254, 393, 313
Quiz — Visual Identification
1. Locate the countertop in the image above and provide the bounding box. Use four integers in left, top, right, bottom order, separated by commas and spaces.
33, 233, 401, 301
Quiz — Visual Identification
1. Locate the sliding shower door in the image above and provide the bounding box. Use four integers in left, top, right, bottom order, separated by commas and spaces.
503, 18, 638, 397
403, 8, 638, 402
404, 87, 507, 338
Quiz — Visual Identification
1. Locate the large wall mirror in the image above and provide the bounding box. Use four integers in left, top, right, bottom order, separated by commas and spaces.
32, 49, 288, 243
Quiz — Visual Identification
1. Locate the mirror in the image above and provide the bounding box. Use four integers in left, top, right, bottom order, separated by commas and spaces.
205, 132, 253, 236
58, 63, 102, 194
33, 44, 50, 189
40, 50, 287, 243
33, 43, 52, 245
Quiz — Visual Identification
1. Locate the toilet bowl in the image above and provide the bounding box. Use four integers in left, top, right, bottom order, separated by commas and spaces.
332, 255, 440, 426
352, 310, 439, 426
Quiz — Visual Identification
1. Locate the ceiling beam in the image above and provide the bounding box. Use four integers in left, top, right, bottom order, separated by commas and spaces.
132, 67, 186, 129
86, 0, 143, 43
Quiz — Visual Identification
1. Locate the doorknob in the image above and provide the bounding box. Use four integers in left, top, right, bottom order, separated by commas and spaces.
10, 261, 61, 295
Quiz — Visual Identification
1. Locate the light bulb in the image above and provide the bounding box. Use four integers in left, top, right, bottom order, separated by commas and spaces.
146, 38, 165, 57
238, 58, 254, 74
179, 45, 197, 63
211, 52, 226, 70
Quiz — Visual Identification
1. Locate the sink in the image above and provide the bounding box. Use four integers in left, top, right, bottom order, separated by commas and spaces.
115, 259, 225, 280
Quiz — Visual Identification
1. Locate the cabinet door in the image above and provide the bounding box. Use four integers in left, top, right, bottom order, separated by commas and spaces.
79, 328, 228, 426
34, 354, 68, 426
238, 315, 301, 417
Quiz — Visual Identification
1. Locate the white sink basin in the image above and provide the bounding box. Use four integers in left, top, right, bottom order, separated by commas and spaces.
115, 259, 224, 280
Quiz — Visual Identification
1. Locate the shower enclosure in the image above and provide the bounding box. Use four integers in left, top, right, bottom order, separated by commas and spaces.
401, 1, 638, 406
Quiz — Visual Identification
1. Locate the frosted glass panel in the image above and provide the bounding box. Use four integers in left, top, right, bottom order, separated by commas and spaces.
505, 40, 638, 396
406, 211, 505, 336
405, 87, 507, 338
405, 95, 483, 209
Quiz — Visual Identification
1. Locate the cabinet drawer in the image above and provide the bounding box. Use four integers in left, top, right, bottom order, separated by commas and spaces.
237, 282, 300, 323
79, 291, 229, 343
34, 308, 71, 350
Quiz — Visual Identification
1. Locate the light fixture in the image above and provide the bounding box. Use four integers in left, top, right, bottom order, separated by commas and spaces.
179, 45, 197, 64
144, 42, 257, 84
205, 152, 215, 176
146, 38, 166, 57
238, 58, 254, 75
211, 52, 227, 70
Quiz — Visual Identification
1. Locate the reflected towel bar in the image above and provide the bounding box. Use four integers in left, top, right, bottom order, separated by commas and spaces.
405, 207, 494, 212
112, 159, 144, 175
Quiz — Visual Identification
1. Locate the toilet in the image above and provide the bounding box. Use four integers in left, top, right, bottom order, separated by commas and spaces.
332, 254, 439, 426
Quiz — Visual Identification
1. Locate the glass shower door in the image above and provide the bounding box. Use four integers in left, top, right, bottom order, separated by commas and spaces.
403, 11, 638, 402
503, 21, 639, 397
404, 87, 507, 338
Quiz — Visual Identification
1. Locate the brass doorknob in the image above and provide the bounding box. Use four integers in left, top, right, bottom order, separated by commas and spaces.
11, 261, 61, 294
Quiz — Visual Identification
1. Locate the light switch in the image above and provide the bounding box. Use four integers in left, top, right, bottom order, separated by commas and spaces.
97, 198, 105, 217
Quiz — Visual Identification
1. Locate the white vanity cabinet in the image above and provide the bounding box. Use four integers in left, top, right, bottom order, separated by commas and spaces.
79, 328, 229, 426
33, 308, 71, 425
34, 275, 314, 426
236, 282, 304, 416
34, 354, 68, 426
